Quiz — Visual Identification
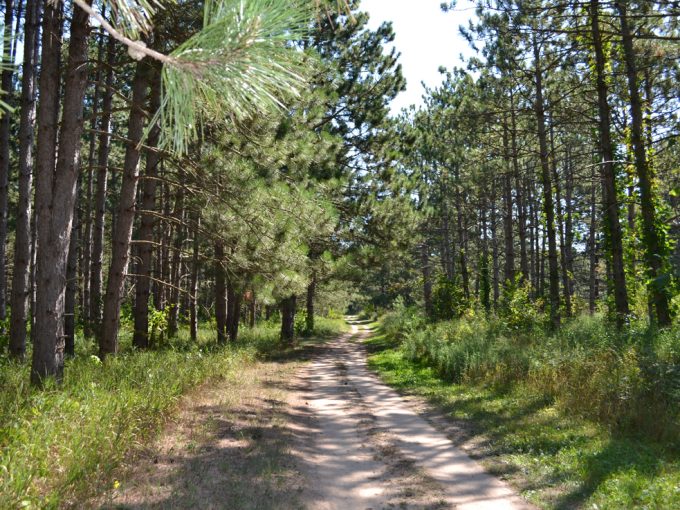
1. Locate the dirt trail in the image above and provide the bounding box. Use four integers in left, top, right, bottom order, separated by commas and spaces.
293, 321, 533, 510
98, 322, 532, 509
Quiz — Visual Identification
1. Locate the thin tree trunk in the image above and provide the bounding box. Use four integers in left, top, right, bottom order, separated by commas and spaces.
590, 0, 630, 323
616, 1, 672, 326
564, 152, 575, 308
9, 0, 40, 359
32, 2, 90, 384
189, 214, 200, 341
167, 189, 184, 337
214, 242, 227, 344
421, 241, 433, 317
89, 33, 116, 336
589, 167, 599, 313
306, 270, 316, 332
226, 276, 241, 342
99, 60, 150, 357
81, 18, 107, 336
0, 0, 15, 325
511, 91, 529, 283
502, 122, 515, 285
490, 179, 500, 305
549, 123, 571, 317
132, 66, 161, 349
65, 196, 79, 356
249, 291, 256, 328
532, 35, 560, 328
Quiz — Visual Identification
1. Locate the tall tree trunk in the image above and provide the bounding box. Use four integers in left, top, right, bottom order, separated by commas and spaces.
532, 35, 560, 328
564, 152, 575, 309
0, 0, 15, 326
214, 242, 227, 344
549, 123, 571, 317
81, 19, 107, 336
480, 204, 491, 312
249, 291, 256, 328
421, 241, 433, 317
490, 179, 500, 305
306, 270, 316, 332
32, 2, 90, 384
167, 189, 184, 337
89, 33, 116, 336
280, 294, 296, 344
616, 1, 672, 326
501, 122, 515, 285
590, 0, 630, 323
527, 176, 537, 297
511, 92, 529, 282
9, 0, 40, 359
99, 61, 150, 357
589, 169, 599, 314
64, 196, 79, 356
226, 276, 241, 342
132, 66, 161, 349
189, 214, 200, 341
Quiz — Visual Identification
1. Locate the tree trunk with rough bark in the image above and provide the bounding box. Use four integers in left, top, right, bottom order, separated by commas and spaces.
502, 122, 515, 285
189, 214, 200, 341
32, 2, 90, 384
99, 61, 150, 357
590, 0, 629, 323
65, 196, 79, 356
214, 242, 227, 344
0, 0, 15, 326
9, 0, 40, 359
306, 271, 316, 332
89, 33, 116, 337
616, 1, 672, 326
532, 35, 560, 329
132, 66, 161, 349
280, 295, 296, 343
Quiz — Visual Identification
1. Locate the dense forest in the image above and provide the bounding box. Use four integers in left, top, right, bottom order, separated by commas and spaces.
0, 0, 678, 507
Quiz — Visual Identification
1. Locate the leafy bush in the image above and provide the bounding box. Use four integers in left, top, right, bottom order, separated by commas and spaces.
500, 279, 544, 333
432, 276, 468, 321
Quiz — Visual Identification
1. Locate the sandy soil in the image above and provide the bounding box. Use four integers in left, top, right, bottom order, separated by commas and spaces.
95, 322, 533, 509
292, 322, 533, 510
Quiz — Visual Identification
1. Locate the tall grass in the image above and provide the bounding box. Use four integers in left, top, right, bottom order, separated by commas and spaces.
383, 308, 680, 443
0, 316, 345, 508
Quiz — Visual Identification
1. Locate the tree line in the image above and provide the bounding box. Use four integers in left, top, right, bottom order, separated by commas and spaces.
0, 0, 404, 384
359, 0, 678, 329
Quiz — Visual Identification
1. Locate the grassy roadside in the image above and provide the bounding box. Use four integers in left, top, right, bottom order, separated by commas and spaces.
364, 324, 680, 509
0, 317, 345, 509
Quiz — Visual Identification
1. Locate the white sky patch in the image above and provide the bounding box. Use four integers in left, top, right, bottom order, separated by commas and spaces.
360, 0, 478, 114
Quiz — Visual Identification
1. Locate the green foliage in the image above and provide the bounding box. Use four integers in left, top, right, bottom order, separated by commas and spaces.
159, 0, 313, 153
431, 276, 468, 321
148, 303, 171, 344
380, 310, 680, 441
500, 279, 544, 332
294, 310, 308, 336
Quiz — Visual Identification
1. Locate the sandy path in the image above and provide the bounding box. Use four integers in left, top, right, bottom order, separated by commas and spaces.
294, 322, 533, 510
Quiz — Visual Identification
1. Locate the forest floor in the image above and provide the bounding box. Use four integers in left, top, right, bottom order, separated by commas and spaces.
96, 319, 531, 509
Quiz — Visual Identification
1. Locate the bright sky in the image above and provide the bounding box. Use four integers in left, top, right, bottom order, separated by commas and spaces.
360, 0, 478, 113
